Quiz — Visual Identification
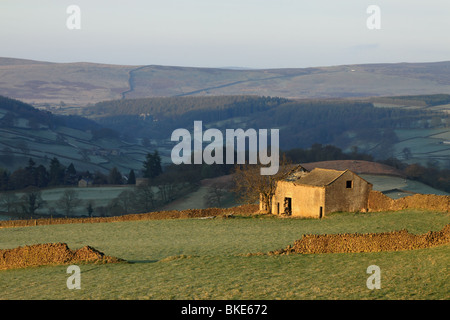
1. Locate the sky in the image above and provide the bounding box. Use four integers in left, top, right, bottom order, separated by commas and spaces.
1, 0, 450, 69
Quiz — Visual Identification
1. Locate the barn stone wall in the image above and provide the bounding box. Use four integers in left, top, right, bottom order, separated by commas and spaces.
325, 171, 372, 214
271, 181, 325, 218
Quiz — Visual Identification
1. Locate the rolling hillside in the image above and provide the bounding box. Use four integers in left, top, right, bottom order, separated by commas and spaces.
1, 57, 450, 107
0, 96, 150, 174
80, 95, 450, 168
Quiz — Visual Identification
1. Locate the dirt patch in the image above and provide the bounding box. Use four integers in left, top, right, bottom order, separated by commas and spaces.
0, 243, 124, 270
266, 224, 449, 255
368, 191, 450, 212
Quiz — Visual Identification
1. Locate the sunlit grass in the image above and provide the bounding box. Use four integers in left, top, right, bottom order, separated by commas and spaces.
0, 210, 448, 299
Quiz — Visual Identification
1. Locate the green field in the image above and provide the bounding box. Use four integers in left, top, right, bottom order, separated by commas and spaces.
360, 174, 449, 198
0, 209, 448, 300
0, 108, 153, 174
390, 128, 450, 167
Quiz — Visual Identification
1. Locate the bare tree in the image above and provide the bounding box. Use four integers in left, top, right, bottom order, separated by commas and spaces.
402, 147, 412, 160
204, 182, 231, 207
0, 192, 19, 214
135, 185, 156, 212
232, 155, 294, 213
155, 173, 178, 203
116, 190, 137, 215
86, 200, 95, 217
57, 189, 81, 216
19, 187, 45, 217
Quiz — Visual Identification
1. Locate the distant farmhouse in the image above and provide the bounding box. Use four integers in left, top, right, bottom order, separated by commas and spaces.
264, 165, 373, 218
135, 178, 149, 186
78, 178, 93, 188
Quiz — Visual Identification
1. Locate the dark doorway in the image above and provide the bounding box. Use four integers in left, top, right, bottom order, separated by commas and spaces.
284, 197, 292, 215
319, 206, 323, 219
277, 202, 280, 215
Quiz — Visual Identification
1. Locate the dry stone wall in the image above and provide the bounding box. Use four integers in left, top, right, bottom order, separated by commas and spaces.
269, 224, 449, 255
0, 204, 259, 229
368, 191, 450, 213
0, 243, 124, 270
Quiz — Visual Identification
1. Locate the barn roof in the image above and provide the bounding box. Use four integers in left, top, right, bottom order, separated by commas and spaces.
284, 164, 310, 181
287, 168, 347, 187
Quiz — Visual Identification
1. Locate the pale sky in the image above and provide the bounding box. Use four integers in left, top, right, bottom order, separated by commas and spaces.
1, 0, 449, 68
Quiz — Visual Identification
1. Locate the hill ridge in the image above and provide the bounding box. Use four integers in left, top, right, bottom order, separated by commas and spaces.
2, 57, 450, 106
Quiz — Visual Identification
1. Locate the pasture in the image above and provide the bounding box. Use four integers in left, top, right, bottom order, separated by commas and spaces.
0, 209, 448, 300
391, 128, 450, 168
360, 174, 449, 198
10, 185, 135, 217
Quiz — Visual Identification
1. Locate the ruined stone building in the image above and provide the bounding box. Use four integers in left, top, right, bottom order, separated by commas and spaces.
266, 165, 373, 218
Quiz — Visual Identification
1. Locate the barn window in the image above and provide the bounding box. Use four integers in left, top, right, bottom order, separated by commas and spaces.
346, 180, 353, 188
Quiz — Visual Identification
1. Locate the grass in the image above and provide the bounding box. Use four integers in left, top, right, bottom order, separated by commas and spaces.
391, 128, 450, 167
0, 209, 448, 300
0, 109, 152, 174
11, 186, 135, 217
360, 174, 449, 196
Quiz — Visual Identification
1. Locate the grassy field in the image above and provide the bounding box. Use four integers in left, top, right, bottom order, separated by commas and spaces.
0, 209, 448, 300
391, 128, 450, 168
360, 174, 449, 198
0, 186, 133, 221
0, 107, 153, 174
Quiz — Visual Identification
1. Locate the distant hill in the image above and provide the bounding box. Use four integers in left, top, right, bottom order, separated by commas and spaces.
1, 57, 450, 107
79, 95, 450, 168
0, 96, 150, 173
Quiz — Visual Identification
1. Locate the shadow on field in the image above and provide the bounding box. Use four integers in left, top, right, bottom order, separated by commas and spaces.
128, 260, 159, 264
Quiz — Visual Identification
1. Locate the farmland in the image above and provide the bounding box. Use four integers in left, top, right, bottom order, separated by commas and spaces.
1, 170, 445, 222
360, 174, 449, 199
0, 185, 134, 221
0, 96, 152, 174
0, 208, 448, 300
0, 124, 150, 174
27, 185, 135, 216
368, 96, 450, 167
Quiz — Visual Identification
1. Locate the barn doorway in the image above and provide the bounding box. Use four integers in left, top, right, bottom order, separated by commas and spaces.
277, 202, 280, 215
319, 206, 323, 219
284, 197, 292, 215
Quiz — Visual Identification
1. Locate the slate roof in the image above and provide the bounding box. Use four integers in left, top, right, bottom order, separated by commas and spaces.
286, 167, 347, 187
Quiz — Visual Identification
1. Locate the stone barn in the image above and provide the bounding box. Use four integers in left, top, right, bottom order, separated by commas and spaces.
268, 166, 372, 218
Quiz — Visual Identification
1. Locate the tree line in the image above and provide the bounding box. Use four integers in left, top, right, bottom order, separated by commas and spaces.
80, 95, 449, 160
0, 149, 169, 192
0, 95, 100, 132
1, 143, 449, 219
0, 157, 130, 191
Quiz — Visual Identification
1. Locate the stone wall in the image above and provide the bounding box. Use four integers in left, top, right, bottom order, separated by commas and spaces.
269, 224, 449, 255
271, 181, 325, 218
325, 170, 372, 214
0, 204, 259, 229
0, 243, 124, 270
368, 191, 450, 213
